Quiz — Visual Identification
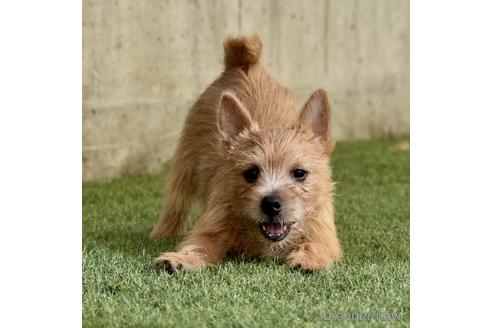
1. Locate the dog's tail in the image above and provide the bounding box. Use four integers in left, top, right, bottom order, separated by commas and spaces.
223, 34, 263, 71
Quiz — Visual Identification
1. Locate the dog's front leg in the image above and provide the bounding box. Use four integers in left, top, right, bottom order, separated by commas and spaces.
154, 213, 230, 274
154, 234, 228, 274
285, 218, 342, 272
285, 242, 339, 273
154, 235, 228, 274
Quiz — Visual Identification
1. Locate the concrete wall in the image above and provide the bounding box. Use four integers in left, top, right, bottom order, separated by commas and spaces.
83, 0, 409, 181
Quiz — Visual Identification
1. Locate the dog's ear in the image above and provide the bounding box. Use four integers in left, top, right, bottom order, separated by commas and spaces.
299, 89, 333, 154
218, 92, 255, 140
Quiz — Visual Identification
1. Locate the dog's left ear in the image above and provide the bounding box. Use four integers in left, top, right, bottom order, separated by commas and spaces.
299, 89, 333, 155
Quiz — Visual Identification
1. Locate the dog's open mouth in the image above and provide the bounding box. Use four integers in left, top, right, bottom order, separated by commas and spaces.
259, 222, 291, 242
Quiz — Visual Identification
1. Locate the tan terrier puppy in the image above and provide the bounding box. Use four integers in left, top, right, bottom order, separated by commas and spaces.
151, 34, 341, 273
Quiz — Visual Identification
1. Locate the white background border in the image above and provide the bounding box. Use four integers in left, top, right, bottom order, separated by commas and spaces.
411, 0, 492, 326
0, 1, 81, 327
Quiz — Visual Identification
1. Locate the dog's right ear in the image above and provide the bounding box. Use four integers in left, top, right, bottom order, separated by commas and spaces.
218, 92, 255, 141
299, 89, 333, 155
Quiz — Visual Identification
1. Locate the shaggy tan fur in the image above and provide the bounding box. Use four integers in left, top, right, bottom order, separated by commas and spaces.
151, 34, 341, 273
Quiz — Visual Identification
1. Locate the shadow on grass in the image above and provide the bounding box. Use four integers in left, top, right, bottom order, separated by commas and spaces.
83, 227, 180, 258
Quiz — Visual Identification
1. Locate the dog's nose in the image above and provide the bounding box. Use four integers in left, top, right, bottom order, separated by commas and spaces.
261, 195, 282, 216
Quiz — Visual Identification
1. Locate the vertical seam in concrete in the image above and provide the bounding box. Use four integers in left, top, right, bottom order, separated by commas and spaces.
238, 0, 242, 31
270, 0, 280, 69
323, 0, 330, 76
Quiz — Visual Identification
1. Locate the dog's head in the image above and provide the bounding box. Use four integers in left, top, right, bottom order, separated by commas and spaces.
218, 89, 334, 242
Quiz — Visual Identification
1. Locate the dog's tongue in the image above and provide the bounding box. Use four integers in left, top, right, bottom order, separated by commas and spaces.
265, 222, 283, 236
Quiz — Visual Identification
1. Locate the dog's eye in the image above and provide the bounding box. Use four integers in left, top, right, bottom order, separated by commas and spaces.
292, 169, 308, 181
243, 166, 260, 183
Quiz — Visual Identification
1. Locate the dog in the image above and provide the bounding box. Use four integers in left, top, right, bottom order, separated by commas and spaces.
150, 34, 341, 273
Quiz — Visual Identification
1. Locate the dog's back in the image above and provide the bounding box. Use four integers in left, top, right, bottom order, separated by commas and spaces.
219, 34, 301, 130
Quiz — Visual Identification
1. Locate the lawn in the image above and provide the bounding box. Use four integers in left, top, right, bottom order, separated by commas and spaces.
82, 137, 410, 327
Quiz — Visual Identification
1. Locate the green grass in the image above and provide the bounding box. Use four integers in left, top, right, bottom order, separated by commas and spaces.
83, 137, 410, 327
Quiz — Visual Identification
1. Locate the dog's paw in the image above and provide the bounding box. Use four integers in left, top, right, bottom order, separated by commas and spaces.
154, 252, 185, 274
285, 250, 333, 273
286, 258, 316, 274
